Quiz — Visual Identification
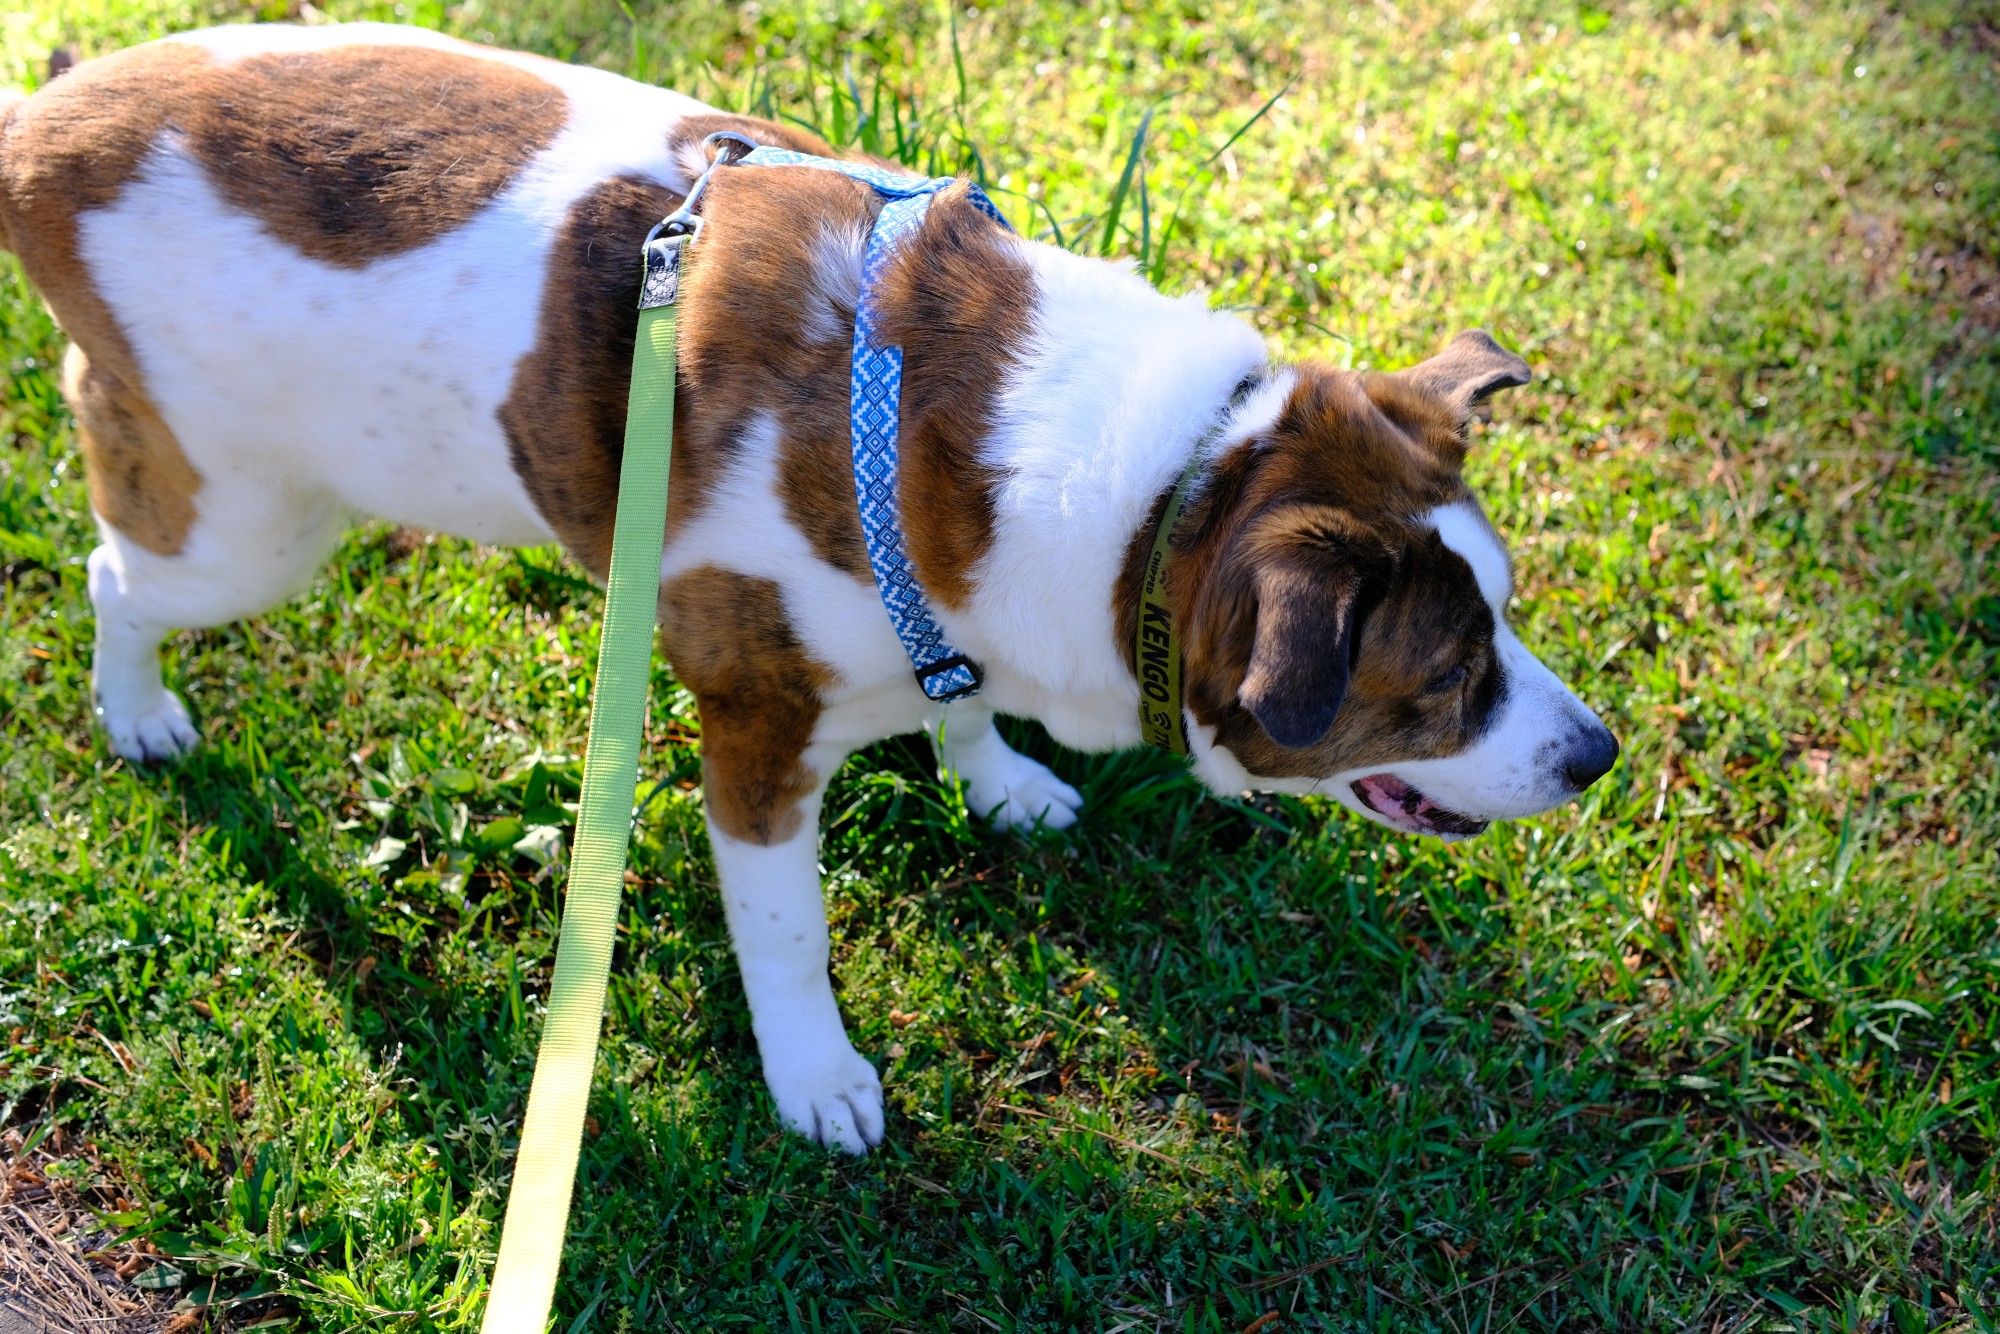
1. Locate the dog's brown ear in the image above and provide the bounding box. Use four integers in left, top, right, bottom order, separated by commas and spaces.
1401, 329, 1531, 424
1235, 513, 1379, 749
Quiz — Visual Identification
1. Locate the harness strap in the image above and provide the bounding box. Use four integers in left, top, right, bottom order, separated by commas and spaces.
738, 145, 1011, 225
740, 145, 1011, 702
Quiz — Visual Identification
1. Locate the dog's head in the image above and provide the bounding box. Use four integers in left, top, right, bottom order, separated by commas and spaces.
1176, 331, 1618, 838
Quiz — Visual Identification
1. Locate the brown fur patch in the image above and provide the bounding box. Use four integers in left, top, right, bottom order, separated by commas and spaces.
499, 114, 858, 581
661, 565, 834, 844
500, 174, 682, 578
62, 346, 202, 554
675, 160, 875, 584
184, 45, 567, 267
505, 123, 1024, 606
1116, 363, 1508, 779
0, 40, 213, 554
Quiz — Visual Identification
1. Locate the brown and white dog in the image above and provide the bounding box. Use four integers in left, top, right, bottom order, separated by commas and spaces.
1, 24, 1617, 1152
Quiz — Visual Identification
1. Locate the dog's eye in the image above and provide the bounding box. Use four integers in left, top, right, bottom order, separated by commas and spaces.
1425, 664, 1469, 695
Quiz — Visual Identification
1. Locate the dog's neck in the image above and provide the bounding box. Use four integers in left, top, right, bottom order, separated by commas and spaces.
958, 239, 1268, 740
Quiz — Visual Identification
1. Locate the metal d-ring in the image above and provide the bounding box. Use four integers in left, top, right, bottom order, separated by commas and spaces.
644, 130, 762, 247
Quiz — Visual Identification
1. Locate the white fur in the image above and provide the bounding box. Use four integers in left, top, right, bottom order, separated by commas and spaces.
50, 24, 1611, 1153
1396, 501, 1609, 819
957, 242, 1267, 733
801, 223, 868, 346
709, 790, 884, 1155
933, 704, 1083, 831
1430, 499, 1513, 611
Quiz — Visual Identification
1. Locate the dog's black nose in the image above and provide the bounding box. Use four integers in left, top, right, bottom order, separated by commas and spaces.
1561, 725, 1619, 792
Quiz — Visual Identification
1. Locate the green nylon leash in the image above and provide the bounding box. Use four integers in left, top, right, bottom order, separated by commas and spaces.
480, 226, 688, 1334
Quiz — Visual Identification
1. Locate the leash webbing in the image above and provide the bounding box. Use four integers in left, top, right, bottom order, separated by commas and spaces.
480, 231, 686, 1334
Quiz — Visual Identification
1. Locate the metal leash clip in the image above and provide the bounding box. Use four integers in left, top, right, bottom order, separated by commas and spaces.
639, 130, 760, 310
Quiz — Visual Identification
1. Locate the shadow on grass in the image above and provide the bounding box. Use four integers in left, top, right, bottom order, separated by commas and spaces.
159, 748, 380, 973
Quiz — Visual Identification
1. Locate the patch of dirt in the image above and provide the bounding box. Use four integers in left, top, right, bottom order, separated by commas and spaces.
1841, 210, 2000, 333
0, 1127, 189, 1333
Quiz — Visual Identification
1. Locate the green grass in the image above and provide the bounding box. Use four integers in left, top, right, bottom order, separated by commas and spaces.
3, 0, 1998, 1329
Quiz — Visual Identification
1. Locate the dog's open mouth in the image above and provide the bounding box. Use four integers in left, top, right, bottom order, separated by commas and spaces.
1351, 774, 1489, 839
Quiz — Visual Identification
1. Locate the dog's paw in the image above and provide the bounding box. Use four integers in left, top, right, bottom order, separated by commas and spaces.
100, 690, 200, 763
764, 1044, 885, 1155
962, 751, 1083, 833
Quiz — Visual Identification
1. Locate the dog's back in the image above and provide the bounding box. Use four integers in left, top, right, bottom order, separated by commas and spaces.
0, 25, 827, 761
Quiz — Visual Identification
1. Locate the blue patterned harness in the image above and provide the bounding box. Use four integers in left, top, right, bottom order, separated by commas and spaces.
732, 145, 1013, 703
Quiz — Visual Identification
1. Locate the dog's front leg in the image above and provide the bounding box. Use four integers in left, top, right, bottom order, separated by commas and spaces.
932, 703, 1084, 832
705, 764, 883, 1154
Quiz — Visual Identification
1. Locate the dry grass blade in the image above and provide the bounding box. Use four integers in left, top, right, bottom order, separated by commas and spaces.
0, 1134, 181, 1334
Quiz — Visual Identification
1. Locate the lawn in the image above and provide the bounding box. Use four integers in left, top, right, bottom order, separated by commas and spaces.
2, 0, 1997, 1329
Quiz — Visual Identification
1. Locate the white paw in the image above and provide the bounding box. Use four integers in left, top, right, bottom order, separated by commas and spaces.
960, 752, 1084, 832
99, 689, 200, 763
764, 1043, 885, 1155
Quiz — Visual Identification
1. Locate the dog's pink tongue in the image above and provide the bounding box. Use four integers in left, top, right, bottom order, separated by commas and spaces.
1354, 774, 1487, 838
1355, 774, 1417, 816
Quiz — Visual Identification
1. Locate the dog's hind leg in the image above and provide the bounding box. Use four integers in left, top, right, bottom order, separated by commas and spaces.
66, 347, 345, 762
931, 703, 1083, 832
